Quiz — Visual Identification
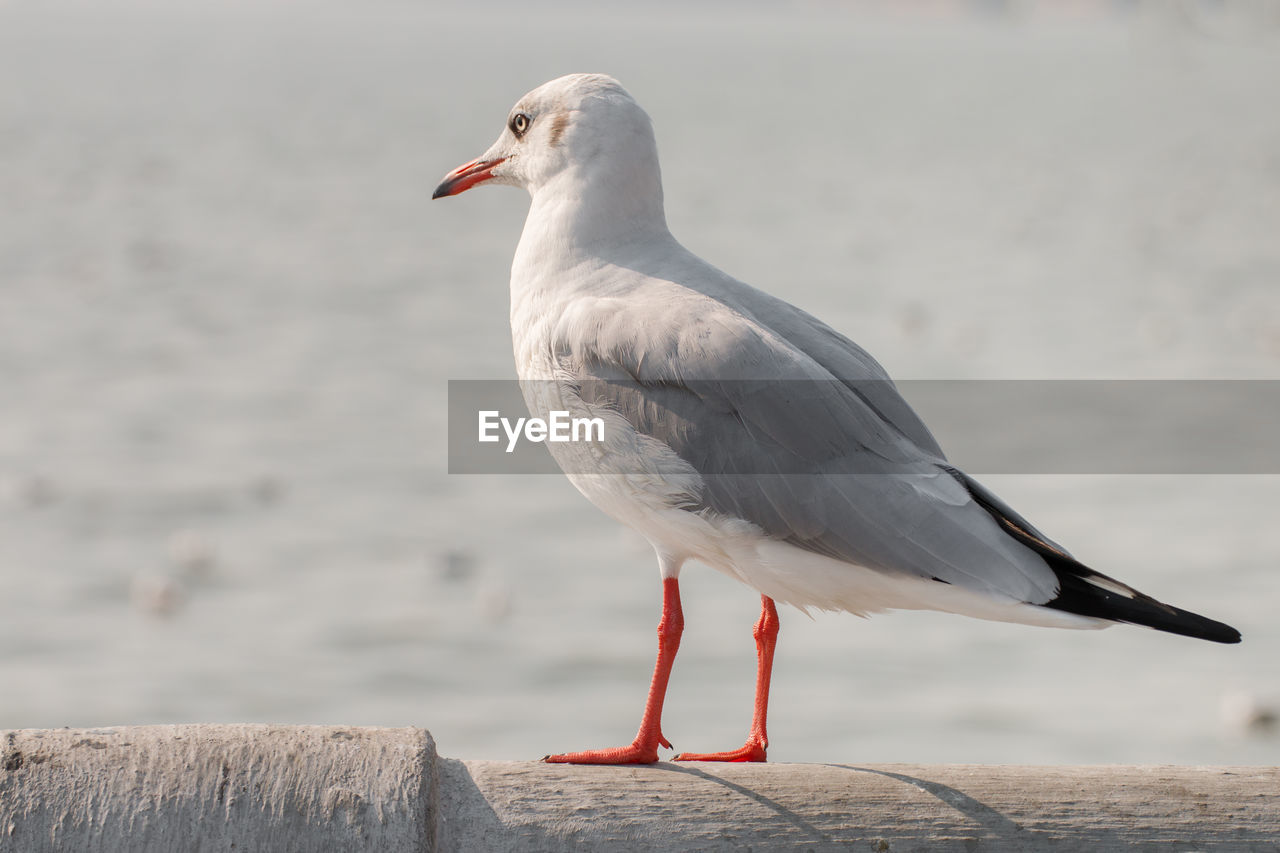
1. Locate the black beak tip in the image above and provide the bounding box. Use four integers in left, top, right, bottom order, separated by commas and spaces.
431, 182, 451, 200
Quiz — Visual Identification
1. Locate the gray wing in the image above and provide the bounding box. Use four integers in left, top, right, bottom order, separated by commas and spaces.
556, 286, 1064, 604
720, 283, 949, 460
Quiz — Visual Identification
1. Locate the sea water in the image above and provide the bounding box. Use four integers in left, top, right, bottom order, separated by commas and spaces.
2, 1, 1278, 765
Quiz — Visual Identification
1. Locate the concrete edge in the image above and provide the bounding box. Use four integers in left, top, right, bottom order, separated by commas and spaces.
4, 727, 1279, 852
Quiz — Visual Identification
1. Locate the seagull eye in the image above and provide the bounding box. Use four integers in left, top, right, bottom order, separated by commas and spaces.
510, 112, 531, 137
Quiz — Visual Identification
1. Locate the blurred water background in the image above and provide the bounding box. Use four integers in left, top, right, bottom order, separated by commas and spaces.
2, 0, 1279, 765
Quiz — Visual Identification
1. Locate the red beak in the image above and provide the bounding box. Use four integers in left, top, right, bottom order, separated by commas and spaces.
432, 157, 506, 199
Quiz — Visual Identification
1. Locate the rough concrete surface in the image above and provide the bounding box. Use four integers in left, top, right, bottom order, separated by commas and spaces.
3, 727, 1278, 851
445, 760, 1280, 852
0, 725, 435, 853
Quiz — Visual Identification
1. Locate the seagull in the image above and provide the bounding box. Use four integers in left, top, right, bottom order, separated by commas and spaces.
433, 73, 1241, 765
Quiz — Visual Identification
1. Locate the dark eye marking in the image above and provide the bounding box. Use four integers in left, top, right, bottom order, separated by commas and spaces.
548, 113, 570, 146
510, 112, 531, 137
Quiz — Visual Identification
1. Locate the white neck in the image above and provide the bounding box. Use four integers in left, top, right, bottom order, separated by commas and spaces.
512, 154, 672, 279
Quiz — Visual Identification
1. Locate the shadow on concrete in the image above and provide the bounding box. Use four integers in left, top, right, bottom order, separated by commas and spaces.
655, 762, 833, 844
827, 764, 1027, 840
434, 758, 523, 851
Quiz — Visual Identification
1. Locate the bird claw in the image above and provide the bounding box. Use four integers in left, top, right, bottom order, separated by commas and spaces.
673, 740, 767, 763
543, 740, 664, 765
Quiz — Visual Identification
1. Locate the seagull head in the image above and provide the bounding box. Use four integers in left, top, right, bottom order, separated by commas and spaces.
432, 73, 664, 221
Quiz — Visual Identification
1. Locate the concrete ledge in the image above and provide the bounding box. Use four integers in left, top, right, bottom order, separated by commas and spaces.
1, 725, 435, 853
3, 726, 1279, 852
444, 760, 1280, 851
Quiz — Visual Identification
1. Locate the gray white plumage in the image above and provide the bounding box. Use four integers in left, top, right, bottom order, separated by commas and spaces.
434, 72, 1240, 646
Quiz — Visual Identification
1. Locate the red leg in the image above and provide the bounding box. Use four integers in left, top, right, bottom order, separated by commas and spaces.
674, 595, 778, 763
544, 577, 684, 764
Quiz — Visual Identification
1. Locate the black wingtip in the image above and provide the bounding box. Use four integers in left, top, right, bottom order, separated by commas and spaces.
1167, 609, 1241, 644
1045, 569, 1243, 644
1216, 625, 1244, 644
1021, 545, 1243, 644
951, 469, 1242, 645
